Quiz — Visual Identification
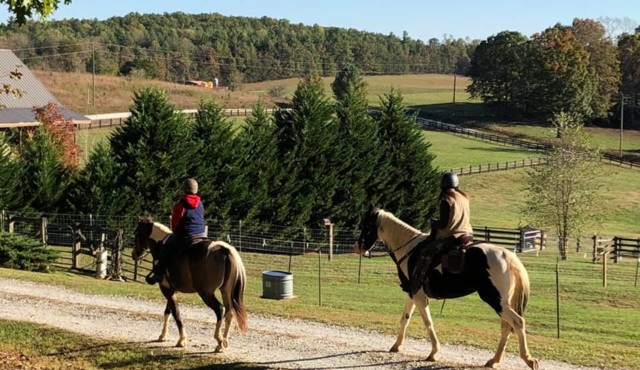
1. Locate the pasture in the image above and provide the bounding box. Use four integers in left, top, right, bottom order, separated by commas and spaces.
1, 246, 638, 369
35, 70, 478, 116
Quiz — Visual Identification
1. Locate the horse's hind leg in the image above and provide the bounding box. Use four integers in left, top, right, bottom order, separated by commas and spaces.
161, 286, 186, 347
497, 306, 539, 370
484, 320, 511, 369
412, 291, 440, 362
198, 292, 225, 352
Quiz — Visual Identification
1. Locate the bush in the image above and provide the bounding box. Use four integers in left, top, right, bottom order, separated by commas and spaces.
267, 85, 286, 98
0, 232, 58, 271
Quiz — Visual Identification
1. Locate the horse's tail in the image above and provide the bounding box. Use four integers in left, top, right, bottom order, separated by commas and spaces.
220, 242, 248, 332
509, 254, 530, 316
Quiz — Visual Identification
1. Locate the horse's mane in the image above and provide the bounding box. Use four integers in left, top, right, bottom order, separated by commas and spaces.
377, 209, 423, 236
151, 222, 173, 241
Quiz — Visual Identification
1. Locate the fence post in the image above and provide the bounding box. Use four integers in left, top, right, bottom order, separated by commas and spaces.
614, 237, 619, 263
592, 235, 597, 263
238, 220, 242, 252
8, 214, 14, 234
0, 210, 4, 232
41, 217, 48, 245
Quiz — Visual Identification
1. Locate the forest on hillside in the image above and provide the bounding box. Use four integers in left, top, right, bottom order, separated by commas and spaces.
0, 12, 476, 86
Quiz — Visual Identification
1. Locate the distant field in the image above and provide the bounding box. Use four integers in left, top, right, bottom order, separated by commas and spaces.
34, 70, 480, 116
424, 130, 537, 170
464, 167, 640, 236
480, 122, 640, 156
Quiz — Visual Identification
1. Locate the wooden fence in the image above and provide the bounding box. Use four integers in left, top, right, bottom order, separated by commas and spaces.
82, 108, 278, 130
473, 226, 544, 254
591, 235, 640, 263
449, 157, 547, 176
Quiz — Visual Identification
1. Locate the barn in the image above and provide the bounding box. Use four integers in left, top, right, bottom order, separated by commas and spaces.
0, 49, 89, 129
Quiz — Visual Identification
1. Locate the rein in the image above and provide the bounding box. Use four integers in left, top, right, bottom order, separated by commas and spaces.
388, 233, 422, 266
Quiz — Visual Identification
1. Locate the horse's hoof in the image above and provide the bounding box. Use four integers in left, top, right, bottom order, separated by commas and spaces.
214, 345, 225, 353
389, 345, 401, 353
484, 359, 499, 369
527, 358, 539, 370
426, 354, 439, 362
175, 340, 186, 348
157, 336, 167, 342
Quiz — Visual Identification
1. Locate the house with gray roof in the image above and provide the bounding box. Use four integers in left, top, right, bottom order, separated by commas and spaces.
0, 49, 89, 129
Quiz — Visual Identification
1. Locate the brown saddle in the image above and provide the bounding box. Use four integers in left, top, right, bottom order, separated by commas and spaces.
440, 234, 474, 274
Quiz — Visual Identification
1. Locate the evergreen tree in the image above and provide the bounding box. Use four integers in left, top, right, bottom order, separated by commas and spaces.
330, 65, 383, 226
0, 134, 25, 210
66, 142, 126, 215
228, 100, 279, 224
374, 90, 440, 227
108, 87, 194, 217
20, 127, 72, 212
190, 98, 236, 220
272, 75, 338, 227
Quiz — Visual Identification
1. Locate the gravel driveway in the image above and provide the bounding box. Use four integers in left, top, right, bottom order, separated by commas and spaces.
0, 278, 600, 370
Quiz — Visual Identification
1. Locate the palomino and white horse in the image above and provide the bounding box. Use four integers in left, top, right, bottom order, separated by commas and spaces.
132, 216, 247, 353
355, 208, 538, 370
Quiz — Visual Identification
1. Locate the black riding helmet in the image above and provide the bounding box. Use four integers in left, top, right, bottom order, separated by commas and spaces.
440, 172, 459, 189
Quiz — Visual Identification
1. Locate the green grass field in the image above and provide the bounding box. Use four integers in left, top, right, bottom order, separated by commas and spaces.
1, 246, 639, 369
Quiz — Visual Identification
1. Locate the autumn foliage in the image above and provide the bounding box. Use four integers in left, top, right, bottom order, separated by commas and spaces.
33, 102, 81, 168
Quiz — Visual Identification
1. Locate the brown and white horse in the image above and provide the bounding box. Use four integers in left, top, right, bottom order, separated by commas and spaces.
132, 216, 247, 352
355, 208, 538, 370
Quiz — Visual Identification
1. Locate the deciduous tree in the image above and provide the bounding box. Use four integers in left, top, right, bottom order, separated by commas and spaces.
524, 112, 604, 259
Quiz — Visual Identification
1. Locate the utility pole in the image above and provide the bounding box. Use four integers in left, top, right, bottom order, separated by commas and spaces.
620, 93, 624, 158
92, 42, 95, 107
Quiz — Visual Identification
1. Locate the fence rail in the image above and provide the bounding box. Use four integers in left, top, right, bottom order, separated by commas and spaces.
590, 236, 640, 263
449, 157, 547, 176
417, 117, 640, 170
1, 211, 545, 282
82, 108, 278, 130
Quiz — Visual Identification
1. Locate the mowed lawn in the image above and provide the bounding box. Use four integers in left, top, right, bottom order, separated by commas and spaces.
1, 245, 639, 370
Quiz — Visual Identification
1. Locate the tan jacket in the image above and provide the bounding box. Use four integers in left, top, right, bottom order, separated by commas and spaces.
436, 190, 472, 240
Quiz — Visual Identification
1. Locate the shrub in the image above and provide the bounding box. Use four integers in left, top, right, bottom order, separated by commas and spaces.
0, 232, 58, 271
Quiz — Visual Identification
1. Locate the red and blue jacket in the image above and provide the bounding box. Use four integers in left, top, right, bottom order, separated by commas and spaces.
171, 194, 205, 237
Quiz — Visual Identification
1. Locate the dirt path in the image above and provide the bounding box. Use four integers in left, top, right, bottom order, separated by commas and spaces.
0, 278, 597, 370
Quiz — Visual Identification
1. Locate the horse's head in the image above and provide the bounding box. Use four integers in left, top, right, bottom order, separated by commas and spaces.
132, 216, 154, 261
354, 206, 380, 254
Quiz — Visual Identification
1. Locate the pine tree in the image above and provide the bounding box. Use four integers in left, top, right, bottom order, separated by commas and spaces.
272, 75, 338, 228
190, 98, 236, 220
228, 100, 279, 224
109, 87, 195, 217
20, 127, 72, 212
0, 133, 25, 210
330, 65, 383, 226
66, 142, 126, 215
374, 90, 440, 227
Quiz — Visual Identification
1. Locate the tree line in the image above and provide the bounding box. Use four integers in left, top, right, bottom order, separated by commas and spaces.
467, 19, 640, 124
0, 12, 475, 86
0, 69, 441, 232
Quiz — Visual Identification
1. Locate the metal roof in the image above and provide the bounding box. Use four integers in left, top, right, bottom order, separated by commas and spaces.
0, 49, 90, 127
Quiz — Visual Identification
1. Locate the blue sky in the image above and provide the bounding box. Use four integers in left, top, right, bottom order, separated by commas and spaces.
1, 0, 638, 41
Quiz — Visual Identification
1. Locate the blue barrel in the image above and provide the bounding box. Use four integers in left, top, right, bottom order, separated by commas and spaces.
262, 270, 294, 299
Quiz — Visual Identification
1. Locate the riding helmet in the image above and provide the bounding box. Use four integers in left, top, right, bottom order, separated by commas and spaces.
440, 172, 459, 189
182, 178, 198, 194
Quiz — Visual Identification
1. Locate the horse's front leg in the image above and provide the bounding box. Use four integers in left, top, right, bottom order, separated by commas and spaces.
161, 286, 186, 347
390, 295, 415, 352
158, 301, 171, 342
413, 290, 440, 362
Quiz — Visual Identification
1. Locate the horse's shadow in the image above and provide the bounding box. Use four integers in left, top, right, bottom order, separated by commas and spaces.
255, 349, 485, 370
